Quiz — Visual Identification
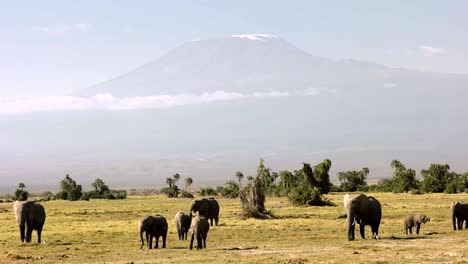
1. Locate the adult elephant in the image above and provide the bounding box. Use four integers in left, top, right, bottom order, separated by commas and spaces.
139, 215, 168, 249
13, 201, 46, 243
451, 202, 468, 230
345, 194, 381, 241
190, 198, 220, 226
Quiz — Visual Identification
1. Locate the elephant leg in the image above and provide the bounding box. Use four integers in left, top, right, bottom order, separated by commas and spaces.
162, 234, 166, 248
26, 226, 33, 243
416, 224, 420, 235
37, 226, 43, 244
190, 233, 195, 250
215, 217, 219, 226
359, 224, 365, 239
210, 218, 213, 226
465, 219, 468, 229
458, 220, 463, 230
196, 234, 201, 249
155, 235, 159, 248
19, 225, 26, 243
371, 225, 378, 239
177, 230, 181, 240
149, 234, 154, 249
203, 234, 207, 248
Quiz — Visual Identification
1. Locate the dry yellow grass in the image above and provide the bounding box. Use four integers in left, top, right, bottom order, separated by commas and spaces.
0, 192, 467, 263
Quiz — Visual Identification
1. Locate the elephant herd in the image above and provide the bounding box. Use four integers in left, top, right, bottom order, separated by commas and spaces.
344, 194, 468, 241
139, 197, 219, 250
10, 195, 468, 248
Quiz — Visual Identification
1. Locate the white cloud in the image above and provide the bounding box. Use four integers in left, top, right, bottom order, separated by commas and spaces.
0, 90, 324, 115
33, 23, 91, 35
33, 24, 71, 35
74, 23, 91, 32
419, 45, 446, 57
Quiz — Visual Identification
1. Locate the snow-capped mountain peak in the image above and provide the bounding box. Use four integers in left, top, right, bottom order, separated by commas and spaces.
231, 34, 279, 41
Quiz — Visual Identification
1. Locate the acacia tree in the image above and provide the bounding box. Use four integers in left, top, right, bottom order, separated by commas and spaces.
15, 183, 29, 201
390, 160, 418, 193
235, 171, 244, 188
288, 160, 334, 206
338, 167, 369, 192
421, 163, 451, 193
184, 177, 193, 191
163, 173, 181, 198
58, 174, 83, 201
92, 178, 110, 195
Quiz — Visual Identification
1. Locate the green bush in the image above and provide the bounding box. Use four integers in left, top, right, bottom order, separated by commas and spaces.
179, 190, 194, 198
199, 187, 217, 196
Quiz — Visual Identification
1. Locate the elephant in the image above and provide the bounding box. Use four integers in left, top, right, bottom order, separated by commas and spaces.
13, 201, 46, 243
139, 215, 168, 249
345, 194, 381, 241
404, 214, 430, 235
451, 202, 468, 230
190, 215, 209, 250
190, 198, 220, 226
175, 212, 192, 240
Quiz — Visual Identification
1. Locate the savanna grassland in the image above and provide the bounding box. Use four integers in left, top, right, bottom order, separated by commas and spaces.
0, 193, 467, 264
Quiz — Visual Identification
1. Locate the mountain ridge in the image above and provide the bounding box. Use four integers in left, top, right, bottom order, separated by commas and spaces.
77, 34, 467, 97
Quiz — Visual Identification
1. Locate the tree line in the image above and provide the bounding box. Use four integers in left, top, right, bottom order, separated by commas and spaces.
14, 174, 127, 201
11, 159, 468, 205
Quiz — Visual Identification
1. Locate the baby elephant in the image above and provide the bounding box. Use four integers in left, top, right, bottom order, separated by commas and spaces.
139, 215, 168, 249
404, 214, 430, 235
175, 212, 192, 240
190, 215, 209, 250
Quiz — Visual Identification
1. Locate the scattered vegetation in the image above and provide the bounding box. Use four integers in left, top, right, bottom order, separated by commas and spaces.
56, 174, 83, 201
14, 182, 29, 201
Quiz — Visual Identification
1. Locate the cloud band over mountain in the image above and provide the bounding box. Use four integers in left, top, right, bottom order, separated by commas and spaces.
0, 90, 304, 114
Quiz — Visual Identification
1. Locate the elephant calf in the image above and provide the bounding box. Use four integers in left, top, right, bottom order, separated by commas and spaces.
190, 215, 209, 250
139, 215, 168, 249
404, 214, 430, 235
175, 212, 191, 240
13, 201, 46, 243
451, 202, 468, 230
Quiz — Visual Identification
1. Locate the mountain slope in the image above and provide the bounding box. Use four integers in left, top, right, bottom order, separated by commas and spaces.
77, 34, 467, 97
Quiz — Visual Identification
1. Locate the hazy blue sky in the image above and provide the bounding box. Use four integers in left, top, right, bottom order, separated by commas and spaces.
1, 0, 467, 99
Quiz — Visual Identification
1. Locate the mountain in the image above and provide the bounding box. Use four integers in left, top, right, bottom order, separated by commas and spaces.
77, 34, 468, 97
2, 34, 468, 190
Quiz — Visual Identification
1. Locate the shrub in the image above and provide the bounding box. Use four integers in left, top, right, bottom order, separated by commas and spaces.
199, 187, 217, 196
161, 187, 179, 198
288, 186, 334, 207
179, 190, 194, 198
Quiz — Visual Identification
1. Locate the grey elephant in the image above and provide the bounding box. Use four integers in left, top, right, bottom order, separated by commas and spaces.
190, 198, 220, 226
404, 214, 430, 235
13, 201, 46, 243
175, 212, 191, 240
345, 194, 381, 241
139, 215, 168, 249
451, 202, 468, 230
190, 215, 209, 250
